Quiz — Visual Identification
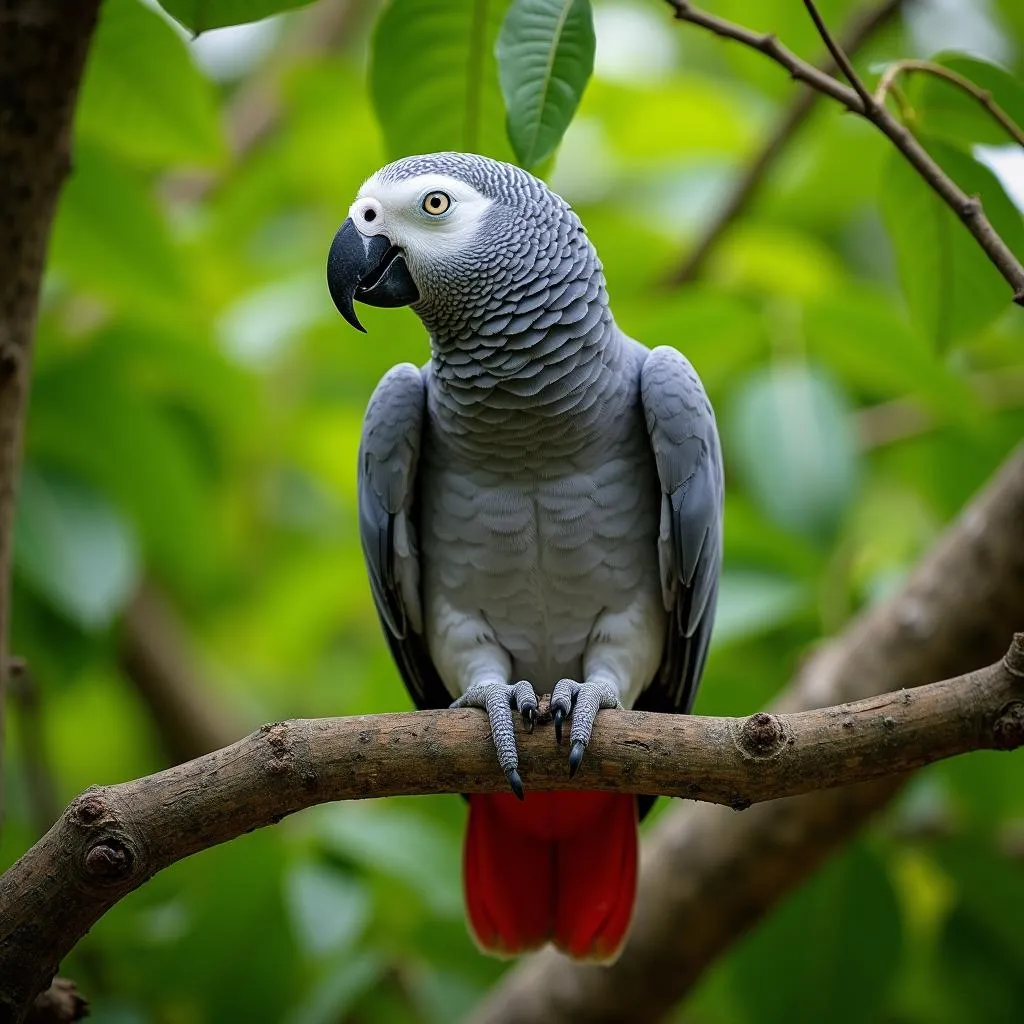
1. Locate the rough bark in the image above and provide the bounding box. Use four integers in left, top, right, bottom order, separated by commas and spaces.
467, 443, 1024, 1024
0, 0, 103, 827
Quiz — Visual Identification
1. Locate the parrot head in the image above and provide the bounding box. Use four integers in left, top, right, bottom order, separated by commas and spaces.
326, 152, 587, 334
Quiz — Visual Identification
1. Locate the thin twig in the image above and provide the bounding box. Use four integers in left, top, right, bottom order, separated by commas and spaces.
874, 59, 1024, 148
667, 0, 903, 286
7, 659, 60, 836
802, 0, 877, 111
666, 0, 1024, 304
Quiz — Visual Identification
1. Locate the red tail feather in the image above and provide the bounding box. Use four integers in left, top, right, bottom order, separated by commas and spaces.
464, 790, 638, 961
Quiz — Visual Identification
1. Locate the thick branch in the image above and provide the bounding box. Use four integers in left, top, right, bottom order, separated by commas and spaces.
666, 0, 1024, 304
1, 637, 1023, 1019
469, 442, 1024, 1024
0, 0, 102, 830
667, 0, 902, 286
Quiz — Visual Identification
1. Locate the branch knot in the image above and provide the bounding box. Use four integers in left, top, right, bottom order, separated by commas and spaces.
993, 701, 1024, 750
733, 712, 788, 760
83, 840, 133, 882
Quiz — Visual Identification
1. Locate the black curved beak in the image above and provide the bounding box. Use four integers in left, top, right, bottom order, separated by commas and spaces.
326, 218, 419, 332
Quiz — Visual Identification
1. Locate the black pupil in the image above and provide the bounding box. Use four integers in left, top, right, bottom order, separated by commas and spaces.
364, 209, 376, 222
430, 196, 442, 208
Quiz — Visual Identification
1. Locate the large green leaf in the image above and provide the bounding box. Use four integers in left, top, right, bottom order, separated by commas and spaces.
27, 341, 216, 594
496, 0, 595, 169
316, 802, 462, 918
49, 143, 189, 321
370, 0, 515, 161
158, 0, 313, 33
14, 465, 140, 631
284, 862, 371, 956
880, 139, 1024, 349
726, 362, 860, 539
77, 0, 225, 167
711, 571, 809, 648
908, 54, 1024, 150
731, 842, 903, 1024
804, 287, 979, 416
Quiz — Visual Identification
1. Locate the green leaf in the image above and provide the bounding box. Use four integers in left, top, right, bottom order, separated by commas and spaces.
726, 363, 860, 539
370, 0, 515, 161
909, 54, 1024, 150
27, 341, 216, 595
933, 839, 1024, 966
496, 0, 595, 168
937, 904, 1024, 1021
805, 287, 979, 416
158, 0, 313, 33
731, 842, 903, 1024
77, 0, 225, 167
317, 802, 462, 917
284, 862, 371, 957
14, 465, 140, 630
711, 571, 809, 648
282, 952, 383, 1024
49, 143, 189, 321
880, 139, 1024, 348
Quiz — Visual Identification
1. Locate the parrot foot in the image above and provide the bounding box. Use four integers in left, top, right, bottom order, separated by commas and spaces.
450, 680, 538, 799
550, 679, 622, 779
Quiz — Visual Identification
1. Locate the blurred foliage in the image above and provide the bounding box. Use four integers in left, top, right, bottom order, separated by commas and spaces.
3, 0, 1024, 1021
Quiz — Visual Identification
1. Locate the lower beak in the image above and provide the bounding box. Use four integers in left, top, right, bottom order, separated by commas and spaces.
326, 218, 419, 333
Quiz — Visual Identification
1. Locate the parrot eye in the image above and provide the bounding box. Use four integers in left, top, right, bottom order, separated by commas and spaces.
421, 191, 452, 216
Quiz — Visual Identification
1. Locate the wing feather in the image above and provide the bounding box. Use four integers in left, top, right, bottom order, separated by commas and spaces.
636, 346, 724, 716
358, 363, 450, 709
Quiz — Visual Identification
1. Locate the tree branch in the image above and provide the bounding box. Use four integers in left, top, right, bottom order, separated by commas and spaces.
7, 658, 60, 837
665, 0, 1024, 304
119, 583, 243, 765
874, 59, 1024, 148
0, 633, 1022, 1020
666, 0, 903, 287
0, 0, 103, 833
468, 442, 1024, 1024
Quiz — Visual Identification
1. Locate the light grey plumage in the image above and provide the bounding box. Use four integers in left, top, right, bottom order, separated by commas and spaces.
339, 152, 723, 794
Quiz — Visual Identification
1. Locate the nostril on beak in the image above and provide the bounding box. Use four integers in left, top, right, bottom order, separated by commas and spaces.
356, 198, 383, 228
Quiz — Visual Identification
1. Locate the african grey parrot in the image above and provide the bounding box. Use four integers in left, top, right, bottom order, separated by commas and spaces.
327, 153, 723, 961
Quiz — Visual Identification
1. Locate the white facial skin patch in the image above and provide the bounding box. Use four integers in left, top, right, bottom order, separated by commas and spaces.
348, 173, 495, 263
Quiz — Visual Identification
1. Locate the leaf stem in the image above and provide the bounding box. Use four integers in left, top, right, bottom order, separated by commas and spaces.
874, 59, 1024, 149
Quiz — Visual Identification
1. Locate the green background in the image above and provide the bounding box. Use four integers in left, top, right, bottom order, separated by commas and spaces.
3, 0, 1024, 1021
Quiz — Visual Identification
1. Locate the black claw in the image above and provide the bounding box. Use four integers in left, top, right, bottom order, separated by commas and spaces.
554, 707, 565, 746
506, 768, 525, 800
568, 740, 585, 779
523, 706, 536, 733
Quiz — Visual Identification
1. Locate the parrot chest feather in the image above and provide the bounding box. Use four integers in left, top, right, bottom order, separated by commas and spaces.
420, 394, 662, 692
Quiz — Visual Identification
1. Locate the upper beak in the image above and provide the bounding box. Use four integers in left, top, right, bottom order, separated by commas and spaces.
326, 218, 419, 332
